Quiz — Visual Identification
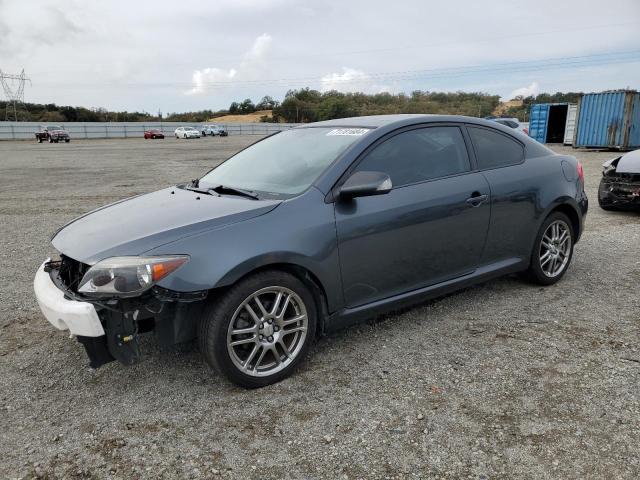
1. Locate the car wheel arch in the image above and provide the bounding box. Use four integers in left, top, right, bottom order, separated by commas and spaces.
535, 199, 582, 246
213, 261, 330, 337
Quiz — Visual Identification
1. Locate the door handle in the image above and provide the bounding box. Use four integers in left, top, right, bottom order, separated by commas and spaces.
466, 192, 488, 207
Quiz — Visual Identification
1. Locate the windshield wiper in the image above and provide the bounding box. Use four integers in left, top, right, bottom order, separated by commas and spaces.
183, 180, 259, 200
183, 179, 212, 195
209, 184, 259, 200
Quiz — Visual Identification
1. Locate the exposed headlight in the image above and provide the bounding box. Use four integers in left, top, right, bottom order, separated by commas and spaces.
78, 255, 189, 297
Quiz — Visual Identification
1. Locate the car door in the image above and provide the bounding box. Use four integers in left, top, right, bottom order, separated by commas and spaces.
334, 125, 491, 308
466, 125, 531, 264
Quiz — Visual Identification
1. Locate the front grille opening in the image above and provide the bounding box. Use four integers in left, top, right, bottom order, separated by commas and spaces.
58, 255, 90, 293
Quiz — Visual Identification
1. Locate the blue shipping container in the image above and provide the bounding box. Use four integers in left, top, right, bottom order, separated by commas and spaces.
574, 90, 640, 149
528, 103, 574, 144
528, 104, 549, 143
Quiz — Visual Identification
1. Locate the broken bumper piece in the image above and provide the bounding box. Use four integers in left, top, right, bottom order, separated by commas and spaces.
34, 258, 207, 369
599, 177, 640, 209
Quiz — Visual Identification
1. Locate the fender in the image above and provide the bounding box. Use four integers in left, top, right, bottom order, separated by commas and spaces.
215, 251, 342, 313
527, 196, 584, 256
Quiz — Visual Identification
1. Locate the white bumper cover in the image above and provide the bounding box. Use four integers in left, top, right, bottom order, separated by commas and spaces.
33, 259, 105, 337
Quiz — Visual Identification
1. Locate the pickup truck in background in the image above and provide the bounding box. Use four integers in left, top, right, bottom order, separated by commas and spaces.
35, 125, 71, 143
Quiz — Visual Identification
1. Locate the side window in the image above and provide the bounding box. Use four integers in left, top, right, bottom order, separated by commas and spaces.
468, 126, 524, 169
356, 126, 471, 188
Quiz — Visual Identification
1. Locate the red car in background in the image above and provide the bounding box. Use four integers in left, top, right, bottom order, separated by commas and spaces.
143, 129, 165, 139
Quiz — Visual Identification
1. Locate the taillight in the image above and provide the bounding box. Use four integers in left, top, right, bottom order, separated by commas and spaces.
523, 127, 529, 135
577, 162, 584, 182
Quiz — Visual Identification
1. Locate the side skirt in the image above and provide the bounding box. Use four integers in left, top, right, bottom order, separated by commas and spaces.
324, 257, 525, 332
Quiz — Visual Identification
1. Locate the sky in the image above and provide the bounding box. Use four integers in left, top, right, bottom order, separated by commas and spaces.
1, 0, 639, 114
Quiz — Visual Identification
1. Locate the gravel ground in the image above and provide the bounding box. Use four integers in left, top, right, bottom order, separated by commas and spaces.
0, 137, 638, 480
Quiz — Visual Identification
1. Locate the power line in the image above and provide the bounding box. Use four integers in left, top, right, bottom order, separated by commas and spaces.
0, 69, 31, 121
35, 49, 640, 91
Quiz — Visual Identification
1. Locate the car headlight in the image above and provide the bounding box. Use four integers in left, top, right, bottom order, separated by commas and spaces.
77, 255, 189, 297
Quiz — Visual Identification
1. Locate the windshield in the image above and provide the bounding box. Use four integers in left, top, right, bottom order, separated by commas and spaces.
48, 126, 63, 130
199, 127, 369, 196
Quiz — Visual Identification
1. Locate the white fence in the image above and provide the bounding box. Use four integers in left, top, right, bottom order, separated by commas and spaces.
0, 121, 301, 140
0, 120, 531, 141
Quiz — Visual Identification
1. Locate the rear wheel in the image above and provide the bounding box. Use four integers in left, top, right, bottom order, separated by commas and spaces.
37, 137, 42, 143
524, 212, 574, 285
199, 270, 317, 388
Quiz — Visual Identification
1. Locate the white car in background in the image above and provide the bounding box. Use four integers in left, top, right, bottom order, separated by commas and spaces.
174, 126, 201, 139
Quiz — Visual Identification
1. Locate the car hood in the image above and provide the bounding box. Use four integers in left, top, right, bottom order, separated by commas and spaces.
614, 149, 640, 173
52, 187, 281, 264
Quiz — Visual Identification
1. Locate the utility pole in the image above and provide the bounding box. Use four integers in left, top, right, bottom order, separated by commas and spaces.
0, 69, 31, 121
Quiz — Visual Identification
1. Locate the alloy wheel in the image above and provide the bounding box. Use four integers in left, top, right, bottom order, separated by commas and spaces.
226, 286, 308, 377
539, 220, 571, 277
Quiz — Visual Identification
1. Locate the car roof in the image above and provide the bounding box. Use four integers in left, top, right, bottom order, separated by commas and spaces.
299, 114, 519, 130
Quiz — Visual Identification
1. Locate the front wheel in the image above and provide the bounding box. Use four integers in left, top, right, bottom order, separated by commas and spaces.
199, 270, 317, 388
37, 137, 42, 143
48, 137, 53, 143
524, 212, 574, 285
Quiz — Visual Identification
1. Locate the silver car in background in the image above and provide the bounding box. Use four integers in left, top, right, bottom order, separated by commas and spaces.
201, 125, 228, 137
488, 117, 529, 136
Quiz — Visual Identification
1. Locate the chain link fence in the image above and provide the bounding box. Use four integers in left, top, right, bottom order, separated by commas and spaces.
0, 121, 301, 140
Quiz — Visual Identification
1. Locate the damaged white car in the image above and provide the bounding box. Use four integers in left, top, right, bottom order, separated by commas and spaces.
598, 149, 640, 211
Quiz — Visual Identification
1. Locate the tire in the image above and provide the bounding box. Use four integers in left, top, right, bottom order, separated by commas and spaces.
524, 212, 574, 285
184, 134, 187, 139
65, 139, 70, 143
48, 137, 53, 143
37, 137, 42, 143
199, 270, 317, 388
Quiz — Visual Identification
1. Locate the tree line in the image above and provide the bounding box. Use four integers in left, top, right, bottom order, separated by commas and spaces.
2, 90, 583, 123
0, 102, 225, 123
268, 89, 502, 123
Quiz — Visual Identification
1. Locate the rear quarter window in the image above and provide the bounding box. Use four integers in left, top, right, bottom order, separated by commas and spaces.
468, 126, 524, 169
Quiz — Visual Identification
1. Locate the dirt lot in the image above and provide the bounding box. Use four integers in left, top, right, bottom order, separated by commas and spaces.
0, 137, 638, 479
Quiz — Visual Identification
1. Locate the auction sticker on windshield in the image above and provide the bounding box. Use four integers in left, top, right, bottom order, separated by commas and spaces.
326, 128, 369, 136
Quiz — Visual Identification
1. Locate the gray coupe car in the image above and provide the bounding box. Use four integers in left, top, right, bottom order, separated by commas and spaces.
34, 115, 588, 387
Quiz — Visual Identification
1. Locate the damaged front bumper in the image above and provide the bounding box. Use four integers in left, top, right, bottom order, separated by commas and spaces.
598, 176, 640, 209
34, 258, 207, 369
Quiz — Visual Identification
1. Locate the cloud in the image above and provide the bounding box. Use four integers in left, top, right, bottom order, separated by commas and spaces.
241, 33, 272, 67
508, 81, 540, 100
186, 33, 272, 95
187, 68, 237, 96
320, 67, 392, 94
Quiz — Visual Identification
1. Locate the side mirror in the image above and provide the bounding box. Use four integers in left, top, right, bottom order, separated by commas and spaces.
339, 171, 392, 199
